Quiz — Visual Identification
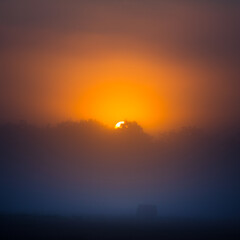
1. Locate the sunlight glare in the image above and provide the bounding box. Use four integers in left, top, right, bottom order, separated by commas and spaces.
115, 121, 125, 129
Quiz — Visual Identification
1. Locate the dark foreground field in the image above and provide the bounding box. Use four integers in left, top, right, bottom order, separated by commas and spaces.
0, 215, 239, 240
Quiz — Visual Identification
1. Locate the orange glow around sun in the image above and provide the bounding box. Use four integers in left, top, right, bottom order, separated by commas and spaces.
78, 79, 167, 132
67, 53, 174, 132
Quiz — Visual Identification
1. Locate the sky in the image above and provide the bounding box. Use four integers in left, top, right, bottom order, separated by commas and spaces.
1, 0, 240, 132
0, 1, 240, 219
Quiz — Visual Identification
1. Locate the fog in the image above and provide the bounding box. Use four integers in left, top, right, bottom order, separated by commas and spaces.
0, 120, 239, 219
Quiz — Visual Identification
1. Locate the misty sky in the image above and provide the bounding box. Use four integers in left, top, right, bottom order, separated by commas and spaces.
0, 0, 240, 131
1, 1, 240, 219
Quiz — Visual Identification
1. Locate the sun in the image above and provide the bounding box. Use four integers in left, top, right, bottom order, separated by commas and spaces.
115, 121, 125, 129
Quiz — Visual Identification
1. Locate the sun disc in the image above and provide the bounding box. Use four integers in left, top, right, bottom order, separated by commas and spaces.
115, 121, 125, 129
